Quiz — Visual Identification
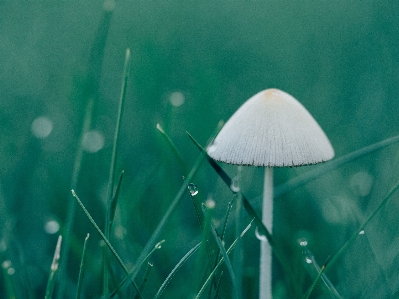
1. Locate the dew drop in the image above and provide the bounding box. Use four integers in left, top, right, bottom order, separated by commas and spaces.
187, 183, 198, 196
298, 238, 308, 247
359, 230, 365, 235
255, 227, 268, 242
305, 257, 313, 264
31, 116, 53, 139
44, 220, 60, 234
230, 176, 240, 193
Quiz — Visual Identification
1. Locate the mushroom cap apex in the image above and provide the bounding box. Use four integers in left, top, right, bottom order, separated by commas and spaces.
207, 88, 334, 167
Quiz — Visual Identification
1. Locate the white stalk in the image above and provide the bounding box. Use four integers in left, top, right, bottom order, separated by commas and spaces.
259, 167, 273, 299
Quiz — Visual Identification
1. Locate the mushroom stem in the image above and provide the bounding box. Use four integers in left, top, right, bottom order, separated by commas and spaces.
260, 167, 273, 299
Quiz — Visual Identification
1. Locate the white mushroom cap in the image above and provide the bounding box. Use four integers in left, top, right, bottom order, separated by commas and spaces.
207, 88, 334, 167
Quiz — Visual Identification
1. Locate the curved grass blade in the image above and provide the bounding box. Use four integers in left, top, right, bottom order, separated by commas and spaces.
275, 134, 399, 198
45, 236, 62, 299
104, 48, 131, 297
156, 123, 188, 176
71, 190, 143, 299
195, 220, 253, 299
153, 242, 201, 299
186, 131, 301, 297
76, 234, 90, 299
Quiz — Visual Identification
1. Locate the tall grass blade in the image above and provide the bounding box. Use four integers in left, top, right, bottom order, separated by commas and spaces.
104, 48, 131, 297
109, 171, 124, 229
45, 236, 62, 299
1, 260, 17, 299
156, 123, 188, 176
71, 190, 143, 299
153, 242, 201, 299
76, 234, 90, 299
186, 131, 301, 296
58, 2, 114, 297
195, 220, 253, 299
275, 134, 399, 198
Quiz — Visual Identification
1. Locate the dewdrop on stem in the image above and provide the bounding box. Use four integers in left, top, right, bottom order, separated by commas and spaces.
187, 183, 198, 196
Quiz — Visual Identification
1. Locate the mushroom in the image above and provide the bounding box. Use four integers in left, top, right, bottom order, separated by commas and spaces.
207, 88, 334, 299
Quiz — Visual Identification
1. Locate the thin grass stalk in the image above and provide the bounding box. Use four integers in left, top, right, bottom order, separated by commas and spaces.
302, 258, 330, 299
133, 263, 153, 299
209, 219, 239, 299
109, 171, 124, 229
195, 220, 253, 299
103, 48, 131, 297
76, 234, 90, 299
156, 124, 188, 176
233, 167, 243, 299
108, 240, 165, 298
306, 178, 399, 296
213, 271, 224, 299
45, 236, 62, 299
186, 131, 301, 296
275, 134, 399, 198
71, 190, 143, 299
153, 242, 201, 299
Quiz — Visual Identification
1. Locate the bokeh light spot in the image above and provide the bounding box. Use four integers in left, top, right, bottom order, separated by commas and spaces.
31, 116, 53, 139
44, 220, 60, 234
82, 130, 105, 153
169, 91, 185, 107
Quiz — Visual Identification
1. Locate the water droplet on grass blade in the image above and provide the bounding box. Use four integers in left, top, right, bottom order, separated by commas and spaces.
255, 227, 268, 242
230, 176, 240, 192
187, 183, 198, 196
359, 230, 365, 235
305, 257, 313, 264
298, 238, 308, 247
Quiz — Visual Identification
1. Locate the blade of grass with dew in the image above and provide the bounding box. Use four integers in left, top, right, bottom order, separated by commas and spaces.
109, 170, 124, 230
301, 248, 341, 298
116, 124, 223, 294
134, 263, 153, 299
302, 257, 330, 299
153, 242, 201, 299
108, 240, 165, 298
45, 236, 62, 299
156, 124, 188, 176
208, 217, 239, 299
76, 234, 90, 299
186, 131, 302, 297
195, 220, 253, 299
71, 190, 143, 299
58, 3, 115, 297
274, 134, 399, 198
104, 48, 131, 297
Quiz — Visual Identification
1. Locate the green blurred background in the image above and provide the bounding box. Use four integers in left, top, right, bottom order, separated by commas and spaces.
1, 1, 399, 298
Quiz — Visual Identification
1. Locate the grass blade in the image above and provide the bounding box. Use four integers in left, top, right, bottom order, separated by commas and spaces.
71, 190, 143, 299
275, 134, 399, 198
134, 263, 153, 299
45, 236, 62, 299
153, 242, 201, 299
76, 234, 90, 299
104, 48, 131, 297
195, 220, 253, 299
302, 257, 330, 299
110, 170, 124, 229
156, 123, 188, 176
